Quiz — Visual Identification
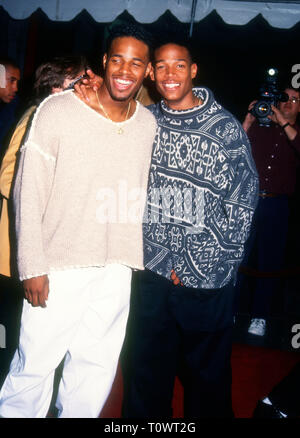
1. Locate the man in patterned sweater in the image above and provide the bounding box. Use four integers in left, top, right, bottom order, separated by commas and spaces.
121, 39, 259, 418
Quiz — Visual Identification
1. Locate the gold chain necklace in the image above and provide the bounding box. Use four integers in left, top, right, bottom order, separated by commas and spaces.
194, 97, 202, 107
95, 91, 131, 135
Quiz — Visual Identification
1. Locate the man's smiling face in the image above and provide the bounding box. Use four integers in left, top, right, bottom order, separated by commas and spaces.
103, 36, 151, 102
150, 43, 197, 110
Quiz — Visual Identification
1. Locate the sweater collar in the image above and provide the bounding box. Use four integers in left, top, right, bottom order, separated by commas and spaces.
159, 87, 213, 118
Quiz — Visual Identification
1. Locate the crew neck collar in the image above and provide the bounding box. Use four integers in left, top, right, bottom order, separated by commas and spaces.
159, 87, 211, 117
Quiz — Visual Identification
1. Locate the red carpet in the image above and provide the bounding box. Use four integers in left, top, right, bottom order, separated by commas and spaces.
100, 343, 300, 418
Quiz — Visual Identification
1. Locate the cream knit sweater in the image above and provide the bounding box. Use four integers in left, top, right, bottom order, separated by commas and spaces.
13, 90, 157, 281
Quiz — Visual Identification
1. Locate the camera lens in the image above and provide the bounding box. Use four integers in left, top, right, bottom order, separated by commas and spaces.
257, 103, 268, 115
253, 100, 272, 117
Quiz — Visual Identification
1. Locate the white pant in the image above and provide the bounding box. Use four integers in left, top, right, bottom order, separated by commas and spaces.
0, 264, 132, 418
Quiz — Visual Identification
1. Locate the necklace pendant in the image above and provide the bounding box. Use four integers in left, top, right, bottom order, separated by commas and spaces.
95, 91, 130, 134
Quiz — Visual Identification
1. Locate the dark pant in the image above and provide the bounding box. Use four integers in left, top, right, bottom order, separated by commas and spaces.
0, 274, 23, 387
235, 196, 289, 319
121, 269, 235, 418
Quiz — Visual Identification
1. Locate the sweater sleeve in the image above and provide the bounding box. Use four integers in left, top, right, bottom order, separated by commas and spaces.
222, 122, 259, 248
13, 99, 58, 281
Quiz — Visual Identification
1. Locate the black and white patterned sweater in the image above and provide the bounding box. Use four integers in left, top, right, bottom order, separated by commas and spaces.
144, 87, 259, 289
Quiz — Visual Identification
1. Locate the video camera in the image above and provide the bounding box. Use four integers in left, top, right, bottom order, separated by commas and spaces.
251, 68, 288, 127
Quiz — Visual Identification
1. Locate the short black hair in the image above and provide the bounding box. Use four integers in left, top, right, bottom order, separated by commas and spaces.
105, 22, 154, 59
0, 55, 20, 71
153, 33, 196, 64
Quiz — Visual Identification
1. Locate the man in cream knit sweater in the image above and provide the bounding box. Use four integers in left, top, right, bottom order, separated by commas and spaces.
0, 24, 156, 418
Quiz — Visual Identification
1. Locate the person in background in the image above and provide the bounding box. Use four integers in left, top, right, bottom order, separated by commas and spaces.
0, 54, 88, 387
238, 86, 300, 337
0, 56, 21, 163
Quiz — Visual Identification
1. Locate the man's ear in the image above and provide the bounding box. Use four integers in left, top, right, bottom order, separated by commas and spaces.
103, 53, 107, 70
51, 87, 63, 94
144, 62, 152, 79
149, 65, 155, 82
191, 63, 198, 80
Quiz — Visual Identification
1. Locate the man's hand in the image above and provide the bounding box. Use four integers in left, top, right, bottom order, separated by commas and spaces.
74, 68, 103, 102
269, 105, 288, 126
171, 269, 183, 286
23, 275, 49, 308
242, 100, 257, 132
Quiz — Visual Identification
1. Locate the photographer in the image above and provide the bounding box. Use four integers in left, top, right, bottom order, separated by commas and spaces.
238, 86, 300, 337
